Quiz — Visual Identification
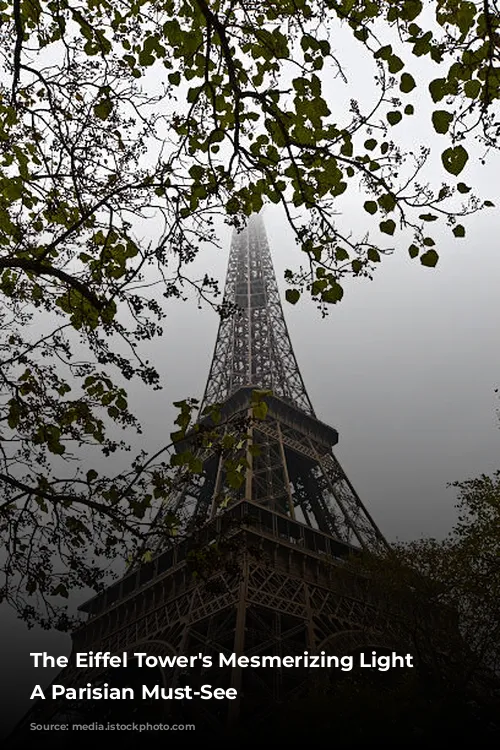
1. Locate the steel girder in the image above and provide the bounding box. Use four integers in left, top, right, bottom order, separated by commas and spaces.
201, 214, 314, 415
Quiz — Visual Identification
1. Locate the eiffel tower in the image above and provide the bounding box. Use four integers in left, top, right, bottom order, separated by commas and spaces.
9, 214, 403, 745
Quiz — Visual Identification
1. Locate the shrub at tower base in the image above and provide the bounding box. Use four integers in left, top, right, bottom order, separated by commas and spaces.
249, 675, 500, 744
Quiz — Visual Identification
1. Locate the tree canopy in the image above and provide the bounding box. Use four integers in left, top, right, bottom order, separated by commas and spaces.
0, 0, 499, 627
263, 471, 500, 742
362, 468, 500, 682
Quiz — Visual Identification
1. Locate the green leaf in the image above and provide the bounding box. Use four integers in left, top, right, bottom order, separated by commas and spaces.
4, 179, 23, 201
340, 138, 353, 157
404, 104, 414, 115
252, 401, 268, 420
419, 213, 438, 222
367, 248, 380, 262
408, 244, 419, 258
168, 71, 181, 86
379, 219, 396, 235
420, 249, 438, 267
364, 138, 377, 150
285, 289, 300, 304
378, 194, 396, 212
364, 200, 378, 214
464, 79, 481, 99
400, 73, 416, 93
432, 110, 453, 134
226, 196, 239, 214
7, 400, 20, 429
441, 145, 468, 176
227, 470, 245, 489
401, 0, 422, 21
388, 55, 404, 73
52, 584, 69, 598
311, 279, 327, 295
170, 429, 185, 443
429, 78, 447, 103
453, 224, 465, 238
374, 45, 392, 61
94, 99, 113, 120
457, 183, 471, 194
189, 457, 203, 474
387, 111, 402, 126
321, 282, 343, 304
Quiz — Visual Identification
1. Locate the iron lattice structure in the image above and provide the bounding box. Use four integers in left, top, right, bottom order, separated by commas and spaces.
163, 214, 386, 550
201, 214, 314, 415
8, 214, 400, 745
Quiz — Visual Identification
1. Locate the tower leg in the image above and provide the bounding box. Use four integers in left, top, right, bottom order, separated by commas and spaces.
227, 556, 248, 728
